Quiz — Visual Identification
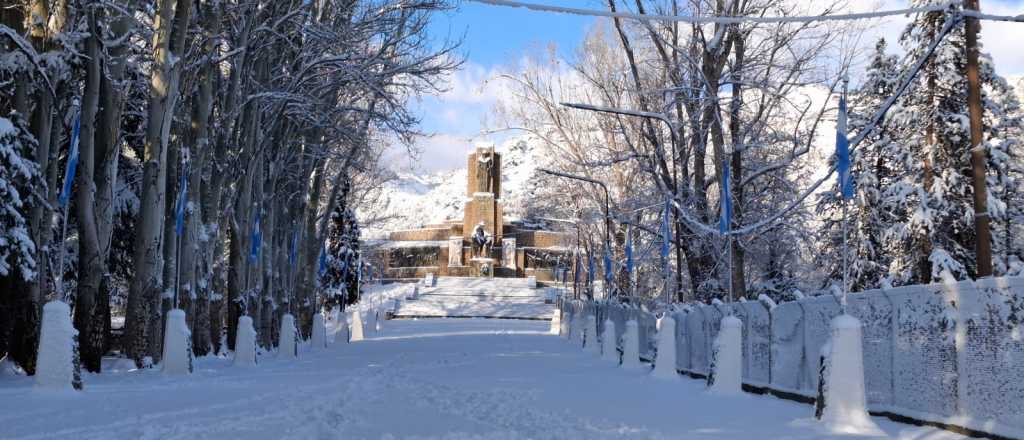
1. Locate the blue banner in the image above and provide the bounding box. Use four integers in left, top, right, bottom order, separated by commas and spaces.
661, 198, 671, 260
174, 162, 189, 237
624, 226, 633, 275
603, 247, 613, 285
719, 161, 732, 235
836, 93, 854, 200
58, 110, 81, 208
249, 208, 261, 262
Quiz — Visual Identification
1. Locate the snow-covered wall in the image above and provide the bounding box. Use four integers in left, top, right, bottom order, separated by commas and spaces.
568, 276, 1024, 439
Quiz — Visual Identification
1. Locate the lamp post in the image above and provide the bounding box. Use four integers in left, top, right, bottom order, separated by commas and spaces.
537, 169, 616, 298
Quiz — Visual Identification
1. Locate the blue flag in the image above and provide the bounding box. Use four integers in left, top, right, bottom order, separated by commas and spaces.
719, 161, 733, 235
624, 226, 633, 275
58, 110, 81, 208
661, 198, 672, 261
836, 93, 854, 200
174, 162, 188, 237
249, 209, 261, 262
317, 243, 327, 277
289, 230, 299, 268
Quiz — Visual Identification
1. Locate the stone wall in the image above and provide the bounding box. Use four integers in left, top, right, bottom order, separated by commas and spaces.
510, 230, 570, 248
388, 227, 457, 242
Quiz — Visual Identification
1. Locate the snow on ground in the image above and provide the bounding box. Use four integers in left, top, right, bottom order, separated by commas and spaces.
0, 313, 965, 440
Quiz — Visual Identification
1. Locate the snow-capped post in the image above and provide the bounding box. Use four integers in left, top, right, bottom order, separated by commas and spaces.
279, 314, 298, 359
583, 314, 600, 354
336, 309, 350, 343
350, 310, 365, 342
311, 312, 327, 350
570, 310, 585, 346
549, 307, 561, 335
601, 318, 618, 362
651, 316, 677, 379
708, 315, 742, 394
559, 308, 571, 338
233, 316, 257, 367
161, 309, 193, 375
34, 301, 83, 390
816, 314, 876, 433
374, 310, 382, 333
620, 319, 642, 370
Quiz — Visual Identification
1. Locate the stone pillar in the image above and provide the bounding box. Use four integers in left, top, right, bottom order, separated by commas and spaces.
448, 236, 463, 267
502, 238, 516, 269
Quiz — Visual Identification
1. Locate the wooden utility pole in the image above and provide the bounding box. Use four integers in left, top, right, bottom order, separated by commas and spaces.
964, 0, 992, 277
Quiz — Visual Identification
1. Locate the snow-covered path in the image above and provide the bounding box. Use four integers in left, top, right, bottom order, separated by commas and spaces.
1, 319, 964, 440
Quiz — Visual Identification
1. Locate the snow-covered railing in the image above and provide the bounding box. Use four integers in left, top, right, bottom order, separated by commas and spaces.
565, 277, 1024, 439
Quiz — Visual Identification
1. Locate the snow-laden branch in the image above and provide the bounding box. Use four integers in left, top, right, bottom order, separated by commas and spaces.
470, 0, 961, 24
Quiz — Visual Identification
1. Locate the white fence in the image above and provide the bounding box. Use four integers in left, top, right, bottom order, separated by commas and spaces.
562, 277, 1024, 439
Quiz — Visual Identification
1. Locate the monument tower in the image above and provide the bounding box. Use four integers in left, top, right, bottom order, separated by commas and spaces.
372, 142, 572, 281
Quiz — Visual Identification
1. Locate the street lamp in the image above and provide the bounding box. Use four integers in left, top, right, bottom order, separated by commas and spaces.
537, 168, 616, 298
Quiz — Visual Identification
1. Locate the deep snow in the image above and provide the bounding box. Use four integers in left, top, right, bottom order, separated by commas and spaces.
1, 290, 965, 439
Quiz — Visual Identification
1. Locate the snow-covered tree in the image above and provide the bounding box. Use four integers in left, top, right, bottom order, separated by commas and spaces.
885, 1, 1024, 283
322, 180, 362, 309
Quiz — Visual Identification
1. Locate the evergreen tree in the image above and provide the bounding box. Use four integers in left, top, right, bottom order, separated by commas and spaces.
0, 113, 43, 367
321, 180, 362, 309
887, 0, 1024, 282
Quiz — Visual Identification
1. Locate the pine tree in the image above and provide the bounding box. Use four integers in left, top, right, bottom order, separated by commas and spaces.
321, 181, 362, 309
887, 0, 1024, 282
0, 113, 44, 369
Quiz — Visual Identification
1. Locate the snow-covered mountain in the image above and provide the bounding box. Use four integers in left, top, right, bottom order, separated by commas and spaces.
359, 136, 551, 239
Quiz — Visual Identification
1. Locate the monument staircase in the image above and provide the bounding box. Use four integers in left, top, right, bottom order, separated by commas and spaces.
390, 276, 555, 320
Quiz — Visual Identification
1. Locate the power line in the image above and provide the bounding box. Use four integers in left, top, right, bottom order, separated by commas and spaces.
471, 0, 1024, 25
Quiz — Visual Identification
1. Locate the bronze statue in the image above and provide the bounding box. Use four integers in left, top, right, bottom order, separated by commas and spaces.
476, 148, 494, 194
471, 223, 492, 258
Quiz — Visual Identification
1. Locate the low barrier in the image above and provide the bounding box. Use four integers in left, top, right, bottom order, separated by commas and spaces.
561, 277, 1024, 439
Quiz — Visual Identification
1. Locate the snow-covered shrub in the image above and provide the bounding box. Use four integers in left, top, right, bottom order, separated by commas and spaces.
601, 318, 618, 362
279, 314, 298, 359
161, 309, 193, 375
651, 316, 677, 380
34, 301, 82, 390
708, 315, 742, 394
233, 316, 257, 367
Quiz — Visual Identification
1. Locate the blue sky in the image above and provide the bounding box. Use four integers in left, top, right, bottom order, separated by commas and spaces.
393, 0, 1024, 173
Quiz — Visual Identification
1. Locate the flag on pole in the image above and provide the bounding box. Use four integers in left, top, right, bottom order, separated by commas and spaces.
836, 92, 854, 200
174, 162, 189, 237
289, 230, 299, 268
317, 243, 327, 278
58, 110, 82, 208
661, 199, 672, 259
719, 161, 733, 235
249, 208, 261, 262
624, 226, 633, 275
